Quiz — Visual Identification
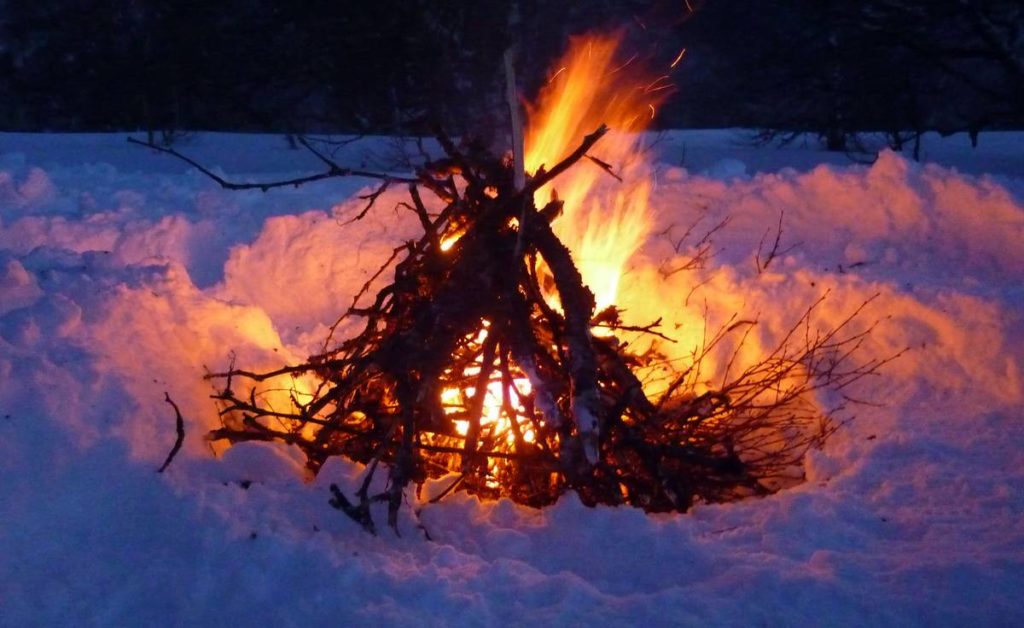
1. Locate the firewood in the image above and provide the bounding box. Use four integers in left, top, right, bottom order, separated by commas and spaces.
136, 128, 892, 534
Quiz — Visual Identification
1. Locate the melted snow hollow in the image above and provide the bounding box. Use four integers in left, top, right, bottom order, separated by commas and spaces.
0, 132, 1022, 626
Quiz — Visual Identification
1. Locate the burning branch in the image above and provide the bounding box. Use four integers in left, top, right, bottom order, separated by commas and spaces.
526, 125, 609, 193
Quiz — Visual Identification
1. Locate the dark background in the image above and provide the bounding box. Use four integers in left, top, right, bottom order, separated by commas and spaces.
1, 0, 1021, 149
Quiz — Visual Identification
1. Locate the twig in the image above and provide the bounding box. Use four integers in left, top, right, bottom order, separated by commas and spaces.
329, 484, 377, 535
157, 392, 186, 473
658, 215, 730, 277
342, 180, 395, 224
127, 137, 416, 192
585, 154, 624, 182
755, 210, 798, 273
526, 125, 610, 193
592, 317, 677, 343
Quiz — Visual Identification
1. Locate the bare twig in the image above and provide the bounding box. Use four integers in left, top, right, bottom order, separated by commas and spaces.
585, 154, 624, 182
755, 210, 799, 273
157, 392, 186, 473
127, 137, 417, 192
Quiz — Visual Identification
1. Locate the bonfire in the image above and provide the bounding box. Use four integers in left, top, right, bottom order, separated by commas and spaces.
137, 34, 887, 535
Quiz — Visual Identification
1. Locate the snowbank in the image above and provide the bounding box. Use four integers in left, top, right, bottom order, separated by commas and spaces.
1, 132, 1021, 626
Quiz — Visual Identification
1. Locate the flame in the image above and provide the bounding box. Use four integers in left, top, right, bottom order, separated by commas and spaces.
525, 33, 667, 310
447, 376, 536, 445
440, 231, 462, 252
242, 371, 322, 441
441, 325, 535, 444
434, 34, 671, 479
438, 325, 537, 485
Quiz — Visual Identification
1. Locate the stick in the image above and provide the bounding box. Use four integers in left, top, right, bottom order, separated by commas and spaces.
585, 155, 623, 182
526, 125, 609, 193
505, 46, 525, 190
522, 211, 603, 465
127, 137, 416, 192
157, 392, 186, 473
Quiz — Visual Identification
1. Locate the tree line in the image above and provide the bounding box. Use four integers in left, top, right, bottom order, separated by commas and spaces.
1, 0, 1020, 148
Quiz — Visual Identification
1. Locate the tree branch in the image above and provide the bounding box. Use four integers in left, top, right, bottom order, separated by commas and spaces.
127, 137, 417, 192
525, 125, 610, 193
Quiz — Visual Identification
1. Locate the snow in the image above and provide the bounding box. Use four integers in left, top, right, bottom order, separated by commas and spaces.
1, 130, 1022, 626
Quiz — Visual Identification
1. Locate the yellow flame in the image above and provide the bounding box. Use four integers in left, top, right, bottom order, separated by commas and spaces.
441, 326, 536, 451
440, 232, 461, 252
435, 34, 671, 473
525, 33, 665, 310
249, 372, 322, 440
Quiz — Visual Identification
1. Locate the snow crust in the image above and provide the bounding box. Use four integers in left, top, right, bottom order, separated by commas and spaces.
1, 131, 1021, 626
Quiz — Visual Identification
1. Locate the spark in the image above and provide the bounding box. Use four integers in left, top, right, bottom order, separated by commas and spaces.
643, 75, 672, 93
670, 48, 688, 69
548, 66, 567, 84
610, 53, 639, 76
649, 104, 656, 120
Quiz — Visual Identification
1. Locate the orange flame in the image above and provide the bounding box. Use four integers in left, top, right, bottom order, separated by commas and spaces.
525, 32, 668, 310
436, 34, 671, 475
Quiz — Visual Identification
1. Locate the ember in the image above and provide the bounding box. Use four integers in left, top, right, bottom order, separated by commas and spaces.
190, 35, 889, 534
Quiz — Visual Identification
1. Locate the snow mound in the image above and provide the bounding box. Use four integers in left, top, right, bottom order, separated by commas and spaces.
1, 132, 1021, 625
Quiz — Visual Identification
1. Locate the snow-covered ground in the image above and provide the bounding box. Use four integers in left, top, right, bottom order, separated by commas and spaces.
1, 131, 1022, 626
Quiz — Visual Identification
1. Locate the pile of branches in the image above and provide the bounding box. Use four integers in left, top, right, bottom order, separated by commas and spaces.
144, 128, 886, 534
